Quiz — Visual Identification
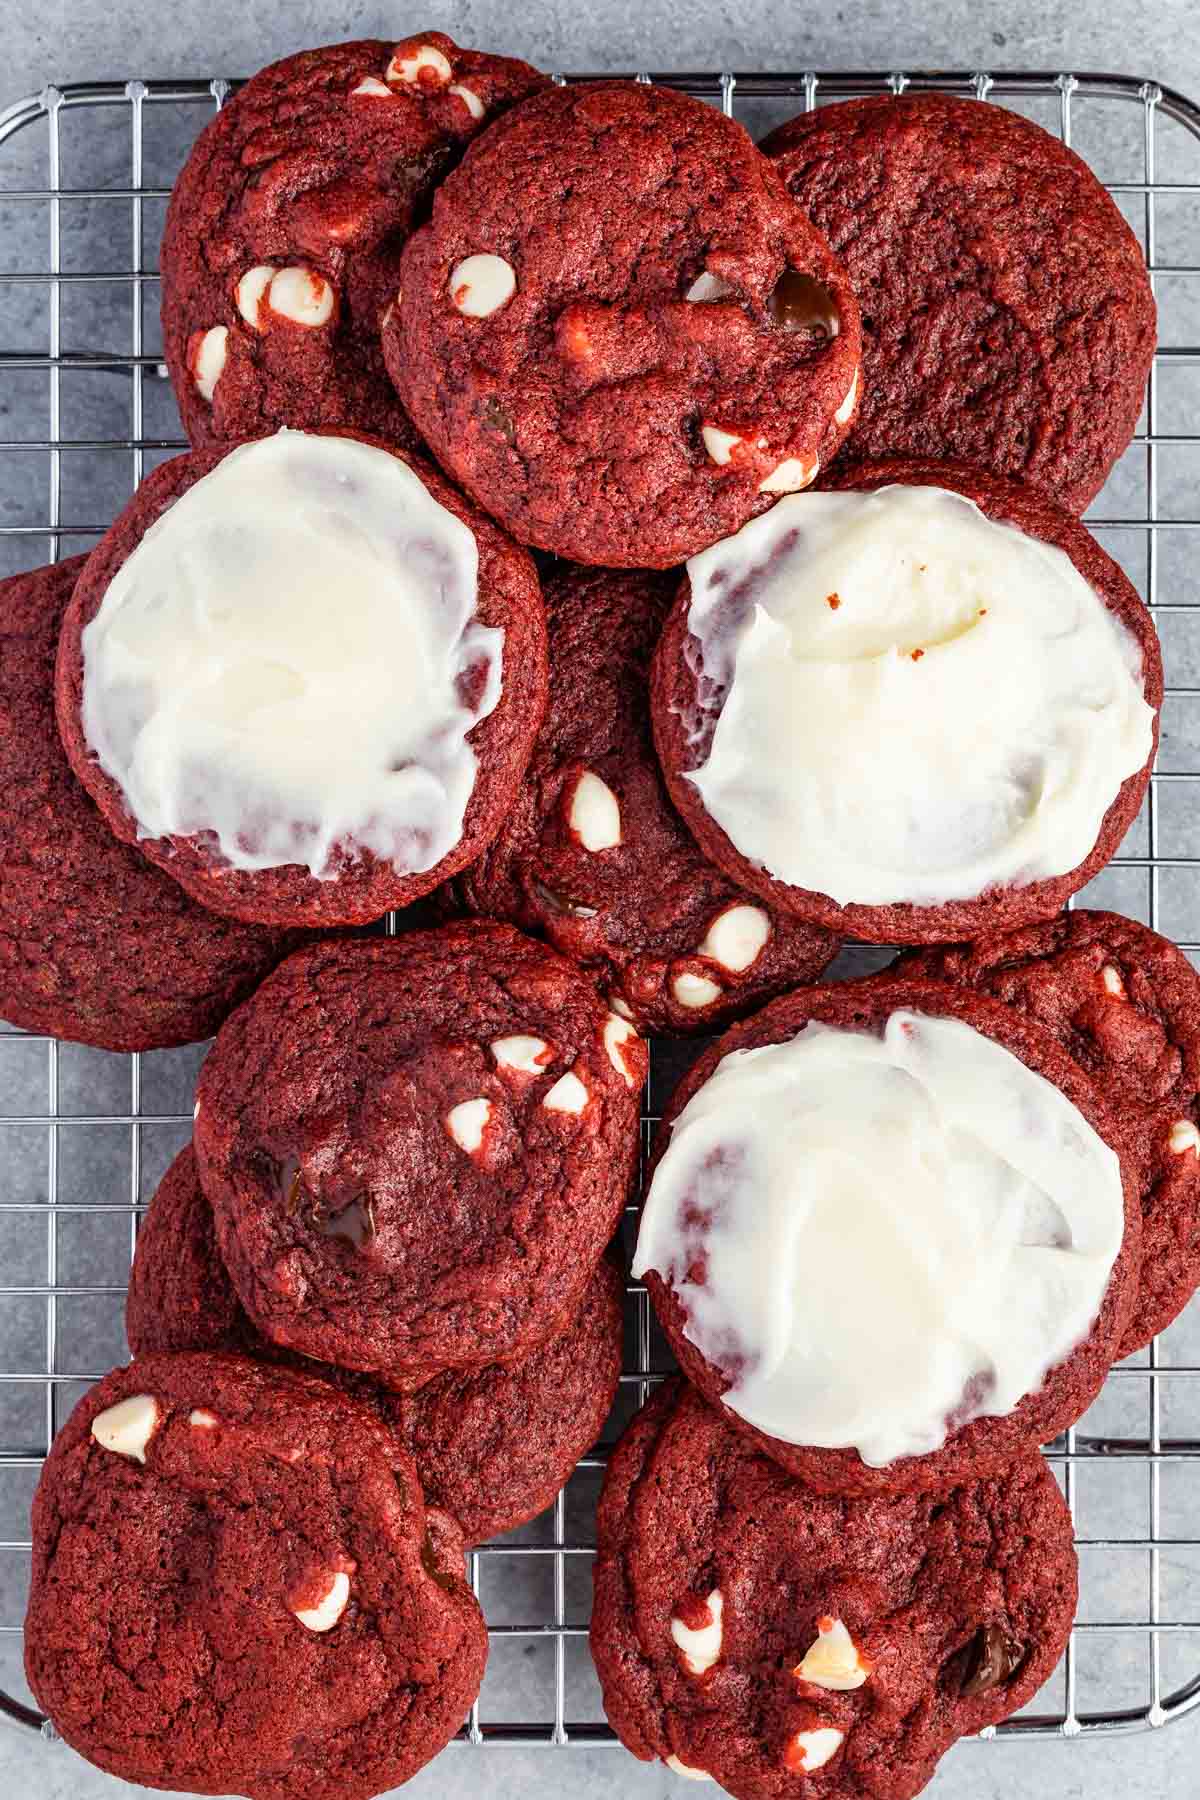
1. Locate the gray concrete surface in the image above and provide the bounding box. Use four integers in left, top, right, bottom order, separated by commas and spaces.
2, 1, 1200, 1797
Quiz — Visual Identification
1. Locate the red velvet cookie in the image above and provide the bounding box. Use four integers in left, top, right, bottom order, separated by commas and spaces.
446, 564, 838, 1032
652, 459, 1162, 945
162, 34, 547, 448
0, 558, 305, 1050
763, 94, 1155, 513
194, 924, 646, 1381
635, 975, 1140, 1495
127, 1145, 624, 1545
386, 81, 861, 568
24, 1351, 487, 1800
592, 1379, 1077, 1800
55, 432, 547, 928
897, 910, 1200, 1355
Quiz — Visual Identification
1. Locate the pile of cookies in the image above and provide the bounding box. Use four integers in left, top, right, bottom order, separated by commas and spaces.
3, 30, 1190, 1800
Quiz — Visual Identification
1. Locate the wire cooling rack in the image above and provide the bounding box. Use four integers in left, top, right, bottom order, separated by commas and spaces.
1, 64, 1200, 1768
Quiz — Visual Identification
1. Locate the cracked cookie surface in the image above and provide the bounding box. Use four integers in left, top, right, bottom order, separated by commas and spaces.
763, 94, 1155, 513
24, 1351, 487, 1800
387, 81, 862, 567
591, 1380, 1077, 1800
638, 975, 1141, 1495
194, 923, 645, 1379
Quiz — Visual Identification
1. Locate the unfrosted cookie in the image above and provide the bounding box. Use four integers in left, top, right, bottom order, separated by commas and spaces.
897, 910, 1200, 1354
387, 81, 861, 567
162, 34, 547, 448
763, 94, 1155, 512
592, 1379, 1077, 1800
0, 558, 305, 1050
652, 459, 1161, 944
127, 1145, 625, 1545
55, 430, 547, 927
194, 924, 646, 1381
24, 1351, 487, 1800
634, 975, 1140, 1494
447, 564, 838, 1032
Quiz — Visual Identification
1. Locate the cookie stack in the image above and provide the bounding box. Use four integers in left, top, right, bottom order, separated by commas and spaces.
4, 29, 1186, 1800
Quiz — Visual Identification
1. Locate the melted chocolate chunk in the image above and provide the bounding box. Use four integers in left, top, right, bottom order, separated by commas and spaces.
317, 1195, 376, 1248
951, 1622, 1027, 1697
276, 1156, 375, 1248
480, 395, 516, 443
767, 269, 839, 338
531, 878, 598, 920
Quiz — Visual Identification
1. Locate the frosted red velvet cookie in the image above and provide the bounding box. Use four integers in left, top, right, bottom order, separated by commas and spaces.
55, 429, 547, 927
652, 459, 1161, 944
634, 976, 1140, 1494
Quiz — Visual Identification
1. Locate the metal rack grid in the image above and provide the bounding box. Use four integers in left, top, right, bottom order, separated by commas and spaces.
0, 62, 1199, 1762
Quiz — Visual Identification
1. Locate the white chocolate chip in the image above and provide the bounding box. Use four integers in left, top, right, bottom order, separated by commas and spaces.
492, 1034, 552, 1076
543, 1069, 589, 1115
702, 424, 743, 466
673, 970, 723, 1009
795, 1617, 871, 1691
610, 995, 635, 1021
351, 76, 393, 98
189, 1408, 219, 1430
192, 326, 228, 403
91, 1394, 160, 1463
387, 44, 453, 86
685, 272, 737, 304
268, 266, 335, 328
445, 1098, 492, 1153
1170, 1118, 1200, 1156
1101, 964, 1126, 997
758, 454, 819, 495
193, 1100, 201, 1120
380, 301, 395, 332
293, 1569, 350, 1633
789, 1728, 845, 1773
569, 770, 622, 851
236, 264, 275, 330
604, 1012, 642, 1088
450, 253, 516, 318
665, 1756, 713, 1782
700, 904, 771, 974
449, 82, 486, 120
835, 366, 859, 426
670, 1589, 724, 1675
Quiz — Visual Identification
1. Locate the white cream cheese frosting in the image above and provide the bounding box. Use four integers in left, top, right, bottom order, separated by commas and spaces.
680, 485, 1154, 907
633, 1010, 1125, 1466
80, 429, 503, 880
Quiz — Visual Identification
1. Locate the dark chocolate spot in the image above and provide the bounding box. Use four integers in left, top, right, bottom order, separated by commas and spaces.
531, 878, 598, 920
276, 1157, 375, 1248
767, 269, 839, 338
480, 394, 516, 444
950, 1623, 1026, 1698
317, 1195, 376, 1249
